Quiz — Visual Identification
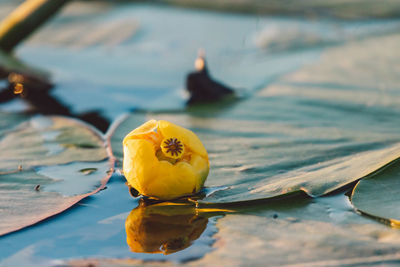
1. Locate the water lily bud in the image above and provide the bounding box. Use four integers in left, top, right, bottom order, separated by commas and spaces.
123, 120, 209, 200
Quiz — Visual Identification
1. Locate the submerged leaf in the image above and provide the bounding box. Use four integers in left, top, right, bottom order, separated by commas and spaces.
0, 113, 113, 236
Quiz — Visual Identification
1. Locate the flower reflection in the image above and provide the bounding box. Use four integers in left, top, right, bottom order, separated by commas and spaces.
125, 201, 229, 254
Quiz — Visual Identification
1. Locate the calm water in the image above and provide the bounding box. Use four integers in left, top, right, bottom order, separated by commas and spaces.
1, 2, 400, 266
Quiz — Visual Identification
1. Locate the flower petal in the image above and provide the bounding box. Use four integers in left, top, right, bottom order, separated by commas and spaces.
158, 120, 208, 159
147, 160, 198, 200
123, 119, 158, 142
123, 139, 159, 194
189, 153, 210, 188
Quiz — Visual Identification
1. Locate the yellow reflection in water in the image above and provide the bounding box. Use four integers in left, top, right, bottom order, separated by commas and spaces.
13, 83, 24, 94
125, 201, 230, 254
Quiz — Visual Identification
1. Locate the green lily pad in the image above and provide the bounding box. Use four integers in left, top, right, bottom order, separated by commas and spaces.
110, 111, 400, 204
109, 34, 400, 204
351, 159, 400, 227
0, 113, 113, 236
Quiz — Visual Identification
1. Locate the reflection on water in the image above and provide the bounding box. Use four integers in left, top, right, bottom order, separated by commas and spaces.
125, 201, 228, 255
0, 69, 110, 132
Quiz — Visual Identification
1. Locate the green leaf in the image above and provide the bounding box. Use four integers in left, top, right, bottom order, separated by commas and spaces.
0, 113, 113, 236
351, 159, 400, 227
110, 111, 400, 204
191, 208, 400, 266
109, 34, 400, 204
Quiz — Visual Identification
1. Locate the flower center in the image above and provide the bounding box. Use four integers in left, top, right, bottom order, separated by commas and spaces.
161, 137, 184, 159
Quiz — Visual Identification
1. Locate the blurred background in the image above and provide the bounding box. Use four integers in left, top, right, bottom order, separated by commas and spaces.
1, 0, 400, 132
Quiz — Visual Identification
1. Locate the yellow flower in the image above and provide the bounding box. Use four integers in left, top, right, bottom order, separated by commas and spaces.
123, 120, 209, 200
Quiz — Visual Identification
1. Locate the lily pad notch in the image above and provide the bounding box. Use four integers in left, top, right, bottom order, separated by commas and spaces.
0, 115, 115, 237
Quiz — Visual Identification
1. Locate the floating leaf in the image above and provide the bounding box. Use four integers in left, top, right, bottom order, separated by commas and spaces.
109, 34, 400, 204
0, 113, 113, 236
351, 159, 400, 227
190, 207, 400, 266
0, 112, 27, 137
110, 110, 400, 204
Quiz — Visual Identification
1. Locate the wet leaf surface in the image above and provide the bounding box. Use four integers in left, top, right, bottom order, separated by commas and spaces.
351, 159, 400, 227
110, 34, 400, 203
191, 203, 400, 266
0, 113, 113, 236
